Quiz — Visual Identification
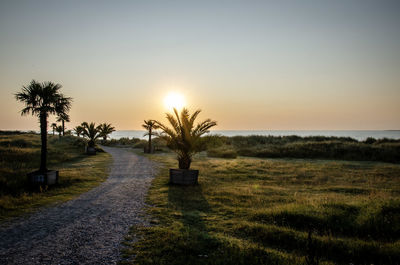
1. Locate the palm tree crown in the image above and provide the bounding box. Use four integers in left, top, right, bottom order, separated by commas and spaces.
15, 80, 72, 118
155, 108, 217, 169
73, 125, 84, 137
98, 123, 116, 141
15, 80, 72, 171
81, 122, 101, 147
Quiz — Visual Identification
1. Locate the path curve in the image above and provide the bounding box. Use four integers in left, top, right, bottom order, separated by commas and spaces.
0, 146, 157, 264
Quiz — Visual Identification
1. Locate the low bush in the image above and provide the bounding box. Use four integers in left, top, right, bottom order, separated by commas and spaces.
102, 137, 141, 146
207, 147, 238, 158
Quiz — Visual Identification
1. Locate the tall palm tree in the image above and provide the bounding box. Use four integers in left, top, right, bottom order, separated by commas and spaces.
15, 80, 72, 172
155, 108, 217, 169
142, 120, 159, 153
81, 122, 101, 148
51, 123, 57, 135
73, 125, 84, 137
56, 112, 70, 136
98, 123, 116, 141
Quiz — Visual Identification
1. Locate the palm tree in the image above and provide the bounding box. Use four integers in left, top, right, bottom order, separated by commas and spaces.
98, 123, 116, 141
73, 125, 84, 137
15, 80, 72, 172
56, 112, 70, 136
142, 120, 159, 153
155, 108, 217, 169
56, 125, 63, 138
81, 122, 101, 148
51, 123, 57, 135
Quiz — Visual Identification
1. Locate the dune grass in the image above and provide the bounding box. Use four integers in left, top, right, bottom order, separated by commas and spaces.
203, 135, 400, 163
121, 151, 400, 265
0, 133, 111, 220
104, 135, 400, 163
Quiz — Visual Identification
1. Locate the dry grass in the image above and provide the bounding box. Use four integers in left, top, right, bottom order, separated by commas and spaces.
0, 133, 111, 220
121, 150, 400, 265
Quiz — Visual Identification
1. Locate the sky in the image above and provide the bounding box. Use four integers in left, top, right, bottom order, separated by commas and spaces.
1, 0, 399, 130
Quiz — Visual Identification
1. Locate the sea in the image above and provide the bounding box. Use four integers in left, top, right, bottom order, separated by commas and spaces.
109, 130, 400, 141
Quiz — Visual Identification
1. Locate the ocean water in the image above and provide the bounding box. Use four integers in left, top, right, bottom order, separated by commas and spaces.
109, 130, 400, 141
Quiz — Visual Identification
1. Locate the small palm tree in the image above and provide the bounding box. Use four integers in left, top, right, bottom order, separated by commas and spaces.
56, 125, 63, 138
15, 80, 72, 172
73, 125, 84, 137
142, 120, 159, 153
98, 123, 116, 141
57, 113, 70, 136
81, 122, 101, 148
51, 123, 57, 135
155, 108, 217, 169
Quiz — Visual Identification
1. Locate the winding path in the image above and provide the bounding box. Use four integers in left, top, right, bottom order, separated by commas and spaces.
0, 146, 157, 264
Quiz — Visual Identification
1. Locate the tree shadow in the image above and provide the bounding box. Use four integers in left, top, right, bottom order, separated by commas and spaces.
168, 184, 211, 236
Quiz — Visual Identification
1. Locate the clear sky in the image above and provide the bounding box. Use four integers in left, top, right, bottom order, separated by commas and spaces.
1, 0, 399, 130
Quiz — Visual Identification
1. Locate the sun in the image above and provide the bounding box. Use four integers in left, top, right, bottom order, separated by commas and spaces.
164, 92, 185, 111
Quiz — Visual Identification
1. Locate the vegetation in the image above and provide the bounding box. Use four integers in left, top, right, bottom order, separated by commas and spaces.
51, 123, 57, 135
102, 137, 143, 147
0, 132, 110, 220
14, 80, 72, 172
98, 123, 116, 141
121, 152, 400, 265
81, 122, 101, 148
142, 120, 159, 153
105, 134, 400, 164
201, 135, 400, 163
207, 146, 238, 159
55, 125, 63, 138
154, 108, 217, 169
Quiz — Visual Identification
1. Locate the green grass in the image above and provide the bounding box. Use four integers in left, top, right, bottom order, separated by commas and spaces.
121, 151, 400, 265
0, 133, 111, 220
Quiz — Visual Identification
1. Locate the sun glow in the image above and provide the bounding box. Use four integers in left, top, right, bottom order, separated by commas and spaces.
163, 92, 185, 111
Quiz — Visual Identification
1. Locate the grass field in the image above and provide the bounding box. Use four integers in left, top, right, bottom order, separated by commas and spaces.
121, 151, 400, 265
0, 133, 111, 220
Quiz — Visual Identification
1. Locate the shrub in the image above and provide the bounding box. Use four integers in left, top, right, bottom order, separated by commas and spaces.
207, 147, 237, 158
133, 140, 148, 149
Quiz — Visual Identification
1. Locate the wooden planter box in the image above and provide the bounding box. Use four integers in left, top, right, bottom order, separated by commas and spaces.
27, 170, 59, 186
169, 169, 199, 185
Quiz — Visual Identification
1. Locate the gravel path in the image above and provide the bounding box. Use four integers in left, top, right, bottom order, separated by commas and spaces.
0, 146, 157, 264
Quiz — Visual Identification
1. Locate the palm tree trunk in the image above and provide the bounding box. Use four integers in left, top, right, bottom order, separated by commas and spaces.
39, 112, 48, 172
62, 120, 65, 136
148, 128, 152, 153
178, 154, 191, 169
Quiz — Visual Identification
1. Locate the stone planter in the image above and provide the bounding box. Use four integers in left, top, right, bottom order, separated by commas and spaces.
27, 170, 59, 186
169, 169, 199, 185
86, 146, 96, 155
